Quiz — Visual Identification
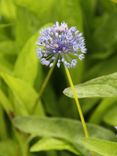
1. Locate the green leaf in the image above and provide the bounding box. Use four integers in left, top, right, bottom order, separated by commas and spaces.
0, 72, 41, 115
86, 56, 117, 80
0, 90, 13, 114
0, 0, 16, 19
80, 0, 96, 23
81, 138, 117, 156
15, 0, 55, 20
0, 107, 7, 139
103, 105, 117, 126
89, 98, 117, 123
14, 117, 116, 155
0, 40, 17, 54
30, 137, 80, 155
14, 117, 116, 140
0, 62, 12, 74
14, 33, 41, 86
63, 72, 117, 98
15, 6, 39, 48
0, 140, 18, 156
0, 53, 13, 73
112, 0, 117, 3
0, 23, 14, 28
93, 13, 117, 54
58, 0, 83, 29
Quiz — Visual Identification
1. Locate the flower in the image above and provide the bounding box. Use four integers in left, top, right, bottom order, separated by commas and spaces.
37, 22, 87, 68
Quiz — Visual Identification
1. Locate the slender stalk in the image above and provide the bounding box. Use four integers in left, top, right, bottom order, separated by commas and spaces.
32, 61, 56, 113
38, 64, 55, 99
64, 66, 89, 138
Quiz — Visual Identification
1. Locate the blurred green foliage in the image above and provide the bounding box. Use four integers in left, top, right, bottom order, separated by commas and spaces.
0, 0, 117, 156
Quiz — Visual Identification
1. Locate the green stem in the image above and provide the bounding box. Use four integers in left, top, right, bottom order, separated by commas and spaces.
14, 131, 29, 156
64, 66, 89, 138
38, 64, 55, 99
32, 61, 56, 113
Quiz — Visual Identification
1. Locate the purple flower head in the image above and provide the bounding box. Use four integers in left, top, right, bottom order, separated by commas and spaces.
37, 22, 87, 68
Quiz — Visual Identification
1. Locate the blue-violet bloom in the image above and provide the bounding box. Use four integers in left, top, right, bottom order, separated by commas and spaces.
37, 22, 87, 68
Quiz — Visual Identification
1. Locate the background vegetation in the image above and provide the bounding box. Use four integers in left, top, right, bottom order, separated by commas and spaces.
0, 0, 117, 156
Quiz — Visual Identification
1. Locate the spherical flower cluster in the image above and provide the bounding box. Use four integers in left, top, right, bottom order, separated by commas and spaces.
37, 22, 87, 68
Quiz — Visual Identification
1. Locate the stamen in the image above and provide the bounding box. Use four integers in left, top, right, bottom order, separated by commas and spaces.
37, 22, 87, 68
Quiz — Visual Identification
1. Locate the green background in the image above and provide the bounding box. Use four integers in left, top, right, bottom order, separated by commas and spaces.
0, 0, 117, 156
